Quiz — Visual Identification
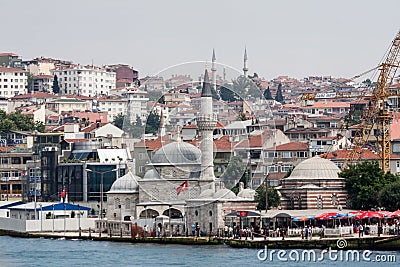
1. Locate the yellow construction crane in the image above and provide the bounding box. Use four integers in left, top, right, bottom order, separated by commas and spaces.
301, 30, 400, 173
348, 30, 400, 173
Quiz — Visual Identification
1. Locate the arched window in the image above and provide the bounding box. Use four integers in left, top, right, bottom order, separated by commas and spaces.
115, 197, 120, 209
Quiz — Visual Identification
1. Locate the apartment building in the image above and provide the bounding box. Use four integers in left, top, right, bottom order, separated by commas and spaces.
0, 67, 28, 98
52, 66, 116, 96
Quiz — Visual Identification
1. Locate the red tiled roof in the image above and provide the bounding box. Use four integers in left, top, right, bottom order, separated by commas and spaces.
214, 135, 236, 151
215, 121, 226, 128
80, 123, 101, 133
64, 94, 94, 100
0, 66, 27, 73
0, 53, 18, 57
182, 124, 197, 129
135, 136, 167, 151
12, 92, 57, 99
267, 142, 308, 151
322, 149, 378, 160
235, 130, 274, 149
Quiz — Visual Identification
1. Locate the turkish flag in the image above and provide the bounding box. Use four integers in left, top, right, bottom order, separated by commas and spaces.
61, 187, 66, 202
177, 181, 188, 195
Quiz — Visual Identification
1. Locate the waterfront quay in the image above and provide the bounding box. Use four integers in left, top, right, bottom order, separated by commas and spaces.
2, 229, 400, 251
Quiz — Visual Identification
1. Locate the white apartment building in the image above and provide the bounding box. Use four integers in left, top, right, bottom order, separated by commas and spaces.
126, 90, 149, 123
97, 97, 128, 122
45, 97, 93, 114
0, 67, 27, 98
52, 66, 116, 96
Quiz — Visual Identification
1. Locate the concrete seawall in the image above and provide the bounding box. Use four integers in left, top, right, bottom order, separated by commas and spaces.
1, 229, 399, 251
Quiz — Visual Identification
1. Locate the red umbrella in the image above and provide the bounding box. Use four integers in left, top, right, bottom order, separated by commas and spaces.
388, 210, 400, 218
355, 211, 386, 219
315, 212, 338, 220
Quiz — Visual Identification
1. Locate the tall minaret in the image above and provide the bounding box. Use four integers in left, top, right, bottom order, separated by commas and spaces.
197, 70, 217, 184
243, 47, 248, 77
211, 49, 217, 91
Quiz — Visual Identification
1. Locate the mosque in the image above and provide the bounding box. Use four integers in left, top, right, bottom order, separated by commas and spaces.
105, 56, 257, 236
103, 50, 349, 236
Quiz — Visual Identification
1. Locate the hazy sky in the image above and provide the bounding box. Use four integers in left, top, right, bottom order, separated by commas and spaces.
1, 0, 399, 80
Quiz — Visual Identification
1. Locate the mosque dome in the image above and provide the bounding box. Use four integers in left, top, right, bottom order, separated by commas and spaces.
214, 188, 237, 200
237, 188, 256, 200
108, 172, 140, 193
199, 188, 215, 199
288, 156, 340, 179
143, 168, 162, 180
151, 142, 201, 166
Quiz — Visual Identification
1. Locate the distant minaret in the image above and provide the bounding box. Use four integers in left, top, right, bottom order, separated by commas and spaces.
159, 109, 166, 137
211, 49, 217, 91
243, 47, 248, 77
197, 70, 217, 184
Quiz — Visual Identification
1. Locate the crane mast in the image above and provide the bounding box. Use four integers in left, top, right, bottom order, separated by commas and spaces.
359, 30, 400, 173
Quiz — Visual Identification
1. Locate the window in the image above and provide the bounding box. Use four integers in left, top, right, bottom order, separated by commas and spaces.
268, 165, 278, 173
281, 151, 292, 158
281, 165, 292, 172
125, 198, 130, 210
267, 152, 277, 158
296, 151, 308, 158
114, 197, 120, 209
138, 152, 147, 160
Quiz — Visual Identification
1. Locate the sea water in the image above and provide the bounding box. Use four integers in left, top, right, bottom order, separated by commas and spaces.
0, 235, 398, 266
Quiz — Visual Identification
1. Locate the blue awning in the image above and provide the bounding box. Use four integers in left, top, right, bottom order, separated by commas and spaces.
41, 203, 91, 211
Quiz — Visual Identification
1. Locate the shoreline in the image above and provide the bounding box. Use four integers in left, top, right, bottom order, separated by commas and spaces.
1, 230, 400, 251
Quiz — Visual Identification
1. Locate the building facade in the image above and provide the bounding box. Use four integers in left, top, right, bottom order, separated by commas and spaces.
52, 66, 116, 96
0, 67, 28, 98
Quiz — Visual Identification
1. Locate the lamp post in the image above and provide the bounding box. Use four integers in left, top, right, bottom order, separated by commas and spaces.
169, 204, 172, 237
39, 204, 43, 232
119, 204, 122, 237
85, 168, 117, 237
52, 204, 54, 232
78, 204, 81, 237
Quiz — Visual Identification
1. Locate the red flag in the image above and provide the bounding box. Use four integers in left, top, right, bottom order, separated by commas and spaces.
177, 181, 188, 195
61, 187, 66, 201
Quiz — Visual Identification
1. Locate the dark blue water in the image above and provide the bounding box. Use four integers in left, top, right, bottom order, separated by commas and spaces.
0, 235, 398, 266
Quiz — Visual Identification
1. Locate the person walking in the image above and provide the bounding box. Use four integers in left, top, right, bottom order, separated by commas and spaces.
358, 224, 364, 238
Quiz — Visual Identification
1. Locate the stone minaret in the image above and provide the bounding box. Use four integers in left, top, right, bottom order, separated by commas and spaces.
243, 47, 248, 77
197, 70, 217, 184
211, 49, 217, 91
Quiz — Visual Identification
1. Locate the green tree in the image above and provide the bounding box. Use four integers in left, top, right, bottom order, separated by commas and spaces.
113, 113, 125, 129
0, 110, 45, 132
237, 112, 247, 121
131, 115, 144, 138
255, 186, 281, 210
52, 75, 60, 94
145, 111, 160, 135
263, 86, 273, 100
340, 161, 398, 210
378, 180, 400, 211
275, 83, 284, 103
